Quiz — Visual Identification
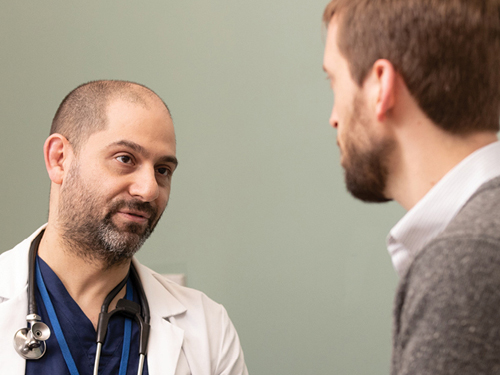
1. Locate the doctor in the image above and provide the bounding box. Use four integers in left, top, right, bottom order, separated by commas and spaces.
0, 80, 248, 375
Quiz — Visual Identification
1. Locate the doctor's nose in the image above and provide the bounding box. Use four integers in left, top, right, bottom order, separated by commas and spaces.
129, 168, 160, 202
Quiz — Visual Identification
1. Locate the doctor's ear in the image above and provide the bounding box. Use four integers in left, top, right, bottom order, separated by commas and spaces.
43, 134, 73, 185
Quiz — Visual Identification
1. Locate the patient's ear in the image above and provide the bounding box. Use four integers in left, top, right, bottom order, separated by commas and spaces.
371, 59, 396, 122
44, 134, 73, 185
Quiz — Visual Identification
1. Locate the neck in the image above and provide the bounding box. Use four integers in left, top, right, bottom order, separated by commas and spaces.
387, 126, 498, 210
37, 224, 130, 329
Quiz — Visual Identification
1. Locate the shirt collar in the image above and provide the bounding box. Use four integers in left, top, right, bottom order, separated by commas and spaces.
388, 140, 500, 276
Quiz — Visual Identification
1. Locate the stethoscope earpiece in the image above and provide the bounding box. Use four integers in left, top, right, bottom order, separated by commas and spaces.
13, 315, 50, 360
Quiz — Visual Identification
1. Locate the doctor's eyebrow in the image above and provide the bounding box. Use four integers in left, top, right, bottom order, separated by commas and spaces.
109, 140, 179, 167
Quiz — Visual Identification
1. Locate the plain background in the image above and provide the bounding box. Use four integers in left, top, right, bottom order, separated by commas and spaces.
0, 1, 405, 374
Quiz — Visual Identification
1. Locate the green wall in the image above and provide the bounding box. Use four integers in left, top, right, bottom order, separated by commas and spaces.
0, 1, 404, 374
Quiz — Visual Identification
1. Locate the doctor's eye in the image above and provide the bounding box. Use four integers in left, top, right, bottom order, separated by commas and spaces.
116, 155, 133, 164
156, 167, 172, 177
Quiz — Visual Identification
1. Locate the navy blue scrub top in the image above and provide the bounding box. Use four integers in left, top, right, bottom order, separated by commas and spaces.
26, 256, 149, 375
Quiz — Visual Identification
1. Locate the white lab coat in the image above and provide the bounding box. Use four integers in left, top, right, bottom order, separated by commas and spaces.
0, 225, 248, 375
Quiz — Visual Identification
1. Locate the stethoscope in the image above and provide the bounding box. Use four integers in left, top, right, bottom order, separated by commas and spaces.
13, 231, 151, 375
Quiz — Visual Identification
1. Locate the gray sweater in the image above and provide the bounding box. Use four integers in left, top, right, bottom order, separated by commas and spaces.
392, 176, 500, 375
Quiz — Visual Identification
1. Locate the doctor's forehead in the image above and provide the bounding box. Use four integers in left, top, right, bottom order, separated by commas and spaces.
51, 80, 172, 151
89, 99, 176, 154
104, 98, 174, 132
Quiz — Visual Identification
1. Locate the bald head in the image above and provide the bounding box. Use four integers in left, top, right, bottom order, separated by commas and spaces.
51, 80, 171, 152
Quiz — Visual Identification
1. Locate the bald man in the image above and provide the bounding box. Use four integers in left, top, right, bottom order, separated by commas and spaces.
0, 80, 248, 375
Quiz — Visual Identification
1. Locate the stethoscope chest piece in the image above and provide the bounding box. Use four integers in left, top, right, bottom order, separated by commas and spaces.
13, 314, 51, 360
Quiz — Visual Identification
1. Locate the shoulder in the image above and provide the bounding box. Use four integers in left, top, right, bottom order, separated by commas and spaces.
405, 175, 500, 301
402, 176, 500, 319
138, 263, 226, 314
0, 225, 46, 269
405, 175, 500, 293
443, 175, 500, 240
393, 178, 500, 374
133, 260, 238, 341
405, 176, 500, 299
0, 229, 40, 300
135, 262, 248, 374
152, 271, 237, 344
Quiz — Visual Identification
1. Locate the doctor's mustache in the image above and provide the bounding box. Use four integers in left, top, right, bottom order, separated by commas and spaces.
108, 199, 159, 224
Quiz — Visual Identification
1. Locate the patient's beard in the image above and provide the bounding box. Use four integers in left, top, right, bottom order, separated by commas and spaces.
342, 94, 394, 203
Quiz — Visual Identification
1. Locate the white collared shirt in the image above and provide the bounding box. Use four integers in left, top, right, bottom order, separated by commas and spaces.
387, 141, 500, 277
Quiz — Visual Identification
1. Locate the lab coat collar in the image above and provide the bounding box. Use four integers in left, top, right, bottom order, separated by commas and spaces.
132, 257, 187, 319
0, 224, 46, 300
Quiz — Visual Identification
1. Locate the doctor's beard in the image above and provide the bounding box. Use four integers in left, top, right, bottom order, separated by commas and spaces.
57, 162, 162, 269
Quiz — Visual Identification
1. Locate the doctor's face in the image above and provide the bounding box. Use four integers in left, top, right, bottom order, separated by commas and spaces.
58, 98, 178, 266
323, 17, 393, 202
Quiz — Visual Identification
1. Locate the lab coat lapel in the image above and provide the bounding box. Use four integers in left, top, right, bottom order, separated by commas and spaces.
132, 258, 187, 375
147, 316, 185, 375
0, 226, 45, 375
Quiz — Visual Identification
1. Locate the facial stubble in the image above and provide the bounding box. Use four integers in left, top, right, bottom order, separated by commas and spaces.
342, 93, 394, 203
58, 162, 162, 268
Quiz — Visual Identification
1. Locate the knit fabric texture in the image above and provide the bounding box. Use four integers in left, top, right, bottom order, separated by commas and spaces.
392, 176, 500, 375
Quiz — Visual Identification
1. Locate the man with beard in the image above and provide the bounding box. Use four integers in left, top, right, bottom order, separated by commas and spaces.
0, 80, 248, 375
322, 0, 500, 374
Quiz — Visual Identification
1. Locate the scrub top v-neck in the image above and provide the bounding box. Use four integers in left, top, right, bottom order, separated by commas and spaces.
25, 256, 149, 375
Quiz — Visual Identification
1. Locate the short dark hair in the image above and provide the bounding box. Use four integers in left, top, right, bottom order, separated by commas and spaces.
51, 80, 171, 151
323, 0, 500, 134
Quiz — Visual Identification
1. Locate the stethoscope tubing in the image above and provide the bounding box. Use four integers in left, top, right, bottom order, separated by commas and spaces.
27, 231, 42, 317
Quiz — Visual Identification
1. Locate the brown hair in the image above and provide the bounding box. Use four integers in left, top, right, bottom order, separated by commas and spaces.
51, 80, 171, 152
323, 0, 500, 134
